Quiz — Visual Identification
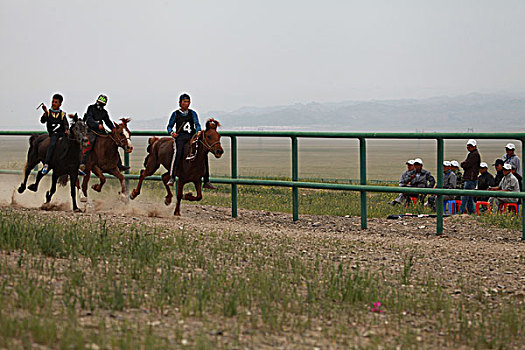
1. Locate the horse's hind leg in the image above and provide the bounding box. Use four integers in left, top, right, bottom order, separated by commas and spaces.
45, 173, 58, 204
28, 170, 45, 192
161, 172, 173, 206
81, 170, 91, 200
174, 180, 184, 216
91, 166, 106, 192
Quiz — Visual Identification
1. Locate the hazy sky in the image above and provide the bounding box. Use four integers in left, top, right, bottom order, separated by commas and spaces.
1, 0, 524, 127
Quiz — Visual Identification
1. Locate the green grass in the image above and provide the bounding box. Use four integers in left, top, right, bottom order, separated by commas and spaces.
1, 208, 524, 348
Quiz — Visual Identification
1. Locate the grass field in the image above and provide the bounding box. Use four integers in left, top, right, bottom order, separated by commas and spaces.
1, 207, 524, 349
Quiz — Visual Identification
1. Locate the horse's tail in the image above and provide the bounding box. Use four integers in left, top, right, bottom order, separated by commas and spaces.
58, 175, 68, 186
143, 136, 159, 168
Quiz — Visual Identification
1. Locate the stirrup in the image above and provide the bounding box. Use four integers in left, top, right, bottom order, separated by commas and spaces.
186, 153, 196, 161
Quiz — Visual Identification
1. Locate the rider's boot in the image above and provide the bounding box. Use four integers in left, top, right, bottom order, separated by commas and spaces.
203, 182, 217, 190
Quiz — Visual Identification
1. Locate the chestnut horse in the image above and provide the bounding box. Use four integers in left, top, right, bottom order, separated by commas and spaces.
80, 118, 133, 201
130, 118, 223, 215
17, 114, 89, 211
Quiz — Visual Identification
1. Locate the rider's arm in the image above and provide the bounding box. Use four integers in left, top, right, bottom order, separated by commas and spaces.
40, 112, 48, 124
192, 111, 202, 132
102, 110, 114, 131
167, 111, 177, 134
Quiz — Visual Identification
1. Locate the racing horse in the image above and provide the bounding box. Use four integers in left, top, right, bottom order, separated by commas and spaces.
80, 118, 133, 201
18, 114, 89, 211
130, 118, 223, 215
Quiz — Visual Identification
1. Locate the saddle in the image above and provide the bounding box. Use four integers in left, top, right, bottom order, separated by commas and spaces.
185, 134, 200, 161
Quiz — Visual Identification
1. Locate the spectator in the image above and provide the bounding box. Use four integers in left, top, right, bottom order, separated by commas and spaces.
459, 139, 480, 214
405, 158, 435, 204
426, 161, 457, 210
489, 163, 520, 213
502, 143, 522, 176
493, 159, 505, 186
391, 159, 415, 205
477, 162, 495, 202
511, 165, 523, 191
450, 160, 463, 189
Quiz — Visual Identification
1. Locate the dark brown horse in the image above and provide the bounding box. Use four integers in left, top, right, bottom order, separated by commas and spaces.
18, 114, 89, 211
130, 118, 223, 215
80, 118, 133, 201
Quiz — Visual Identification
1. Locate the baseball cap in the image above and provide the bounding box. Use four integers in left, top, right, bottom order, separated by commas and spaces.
443, 161, 451, 166
505, 143, 516, 150
467, 139, 477, 147
450, 160, 459, 167
406, 159, 415, 165
414, 158, 423, 165
493, 159, 505, 166
480, 162, 488, 168
503, 163, 512, 170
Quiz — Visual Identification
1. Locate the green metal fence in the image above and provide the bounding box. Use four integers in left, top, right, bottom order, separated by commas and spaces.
2, 130, 525, 240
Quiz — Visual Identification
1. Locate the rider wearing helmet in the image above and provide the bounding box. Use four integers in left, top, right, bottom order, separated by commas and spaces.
166, 93, 215, 189
79, 94, 129, 172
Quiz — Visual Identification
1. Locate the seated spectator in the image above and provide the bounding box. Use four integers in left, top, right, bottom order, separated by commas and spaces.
450, 160, 463, 189
502, 143, 522, 176
391, 159, 415, 205
488, 163, 520, 213
493, 159, 504, 186
393, 158, 435, 205
477, 162, 495, 202
426, 161, 457, 210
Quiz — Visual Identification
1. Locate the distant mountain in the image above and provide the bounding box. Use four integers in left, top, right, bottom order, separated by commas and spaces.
115, 93, 525, 132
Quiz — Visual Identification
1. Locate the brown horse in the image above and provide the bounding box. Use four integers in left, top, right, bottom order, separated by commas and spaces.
80, 118, 133, 201
18, 114, 89, 211
130, 118, 223, 215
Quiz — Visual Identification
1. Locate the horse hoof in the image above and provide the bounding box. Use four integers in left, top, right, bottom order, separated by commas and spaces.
174, 211, 180, 216
80, 196, 88, 203
18, 185, 26, 194
28, 184, 38, 192
92, 185, 101, 192
73, 208, 82, 213
130, 191, 137, 200
164, 197, 172, 206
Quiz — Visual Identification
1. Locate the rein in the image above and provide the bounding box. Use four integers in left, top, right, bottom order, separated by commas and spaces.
92, 128, 129, 148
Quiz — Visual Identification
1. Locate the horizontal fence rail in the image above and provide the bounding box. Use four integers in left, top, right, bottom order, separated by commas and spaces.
2, 130, 525, 240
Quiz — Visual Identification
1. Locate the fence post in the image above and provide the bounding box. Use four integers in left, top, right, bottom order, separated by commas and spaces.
359, 138, 367, 229
231, 136, 238, 218
522, 140, 525, 241
124, 151, 130, 190
520, 139, 525, 241
291, 136, 299, 221
436, 138, 444, 235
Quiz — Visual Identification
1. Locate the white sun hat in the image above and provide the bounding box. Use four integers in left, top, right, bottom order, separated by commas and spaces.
406, 159, 415, 165
480, 162, 488, 168
505, 143, 516, 150
443, 161, 451, 166
503, 163, 513, 170
450, 160, 459, 167
414, 158, 423, 164
467, 139, 477, 146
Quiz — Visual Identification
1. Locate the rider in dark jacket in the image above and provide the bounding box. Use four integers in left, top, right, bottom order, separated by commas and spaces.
39, 93, 69, 175
166, 93, 215, 189
79, 94, 128, 172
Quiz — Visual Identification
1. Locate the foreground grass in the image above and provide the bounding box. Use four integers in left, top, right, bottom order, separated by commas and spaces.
1, 208, 524, 349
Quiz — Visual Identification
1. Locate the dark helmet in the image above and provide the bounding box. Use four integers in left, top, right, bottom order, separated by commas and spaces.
179, 93, 190, 103
97, 94, 108, 105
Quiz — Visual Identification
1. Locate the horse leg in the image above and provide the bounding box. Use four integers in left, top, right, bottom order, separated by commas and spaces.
130, 163, 159, 200
108, 168, 127, 199
91, 166, 106, 192
69, 172, 81, 212
174, 180, 184, 216
18, 159, 38, 193
28, 170, 45, 192
184, 181, 203, 201
45, 173, 58, 204
80, 170, 91, 201
162, 172, 173, 206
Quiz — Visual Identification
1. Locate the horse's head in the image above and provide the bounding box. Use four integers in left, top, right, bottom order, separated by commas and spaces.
112, 118, 133, 153
202, 118, 223, 158
68, 113, 89, 148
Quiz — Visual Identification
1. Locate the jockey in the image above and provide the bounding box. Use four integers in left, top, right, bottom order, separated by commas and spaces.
166, 93, 216, 189
39, 93, 69, 175
79, 94, 129, 173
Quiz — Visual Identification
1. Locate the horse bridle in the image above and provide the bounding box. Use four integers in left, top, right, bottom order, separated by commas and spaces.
199, 131, 221, 153
93, 127, 130, 148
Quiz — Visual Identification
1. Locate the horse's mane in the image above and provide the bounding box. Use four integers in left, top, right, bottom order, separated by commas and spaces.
206, 118, 220, 130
